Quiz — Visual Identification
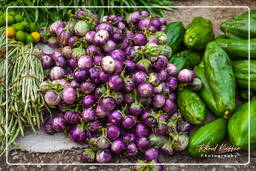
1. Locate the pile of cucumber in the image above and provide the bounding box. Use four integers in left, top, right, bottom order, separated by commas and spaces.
165, 10, 256, 157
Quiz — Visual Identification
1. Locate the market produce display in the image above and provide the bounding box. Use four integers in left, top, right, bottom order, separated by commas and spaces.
0, 6, 255, 169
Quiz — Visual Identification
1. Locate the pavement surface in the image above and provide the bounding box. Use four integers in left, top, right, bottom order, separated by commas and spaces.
1, 0, 256, 170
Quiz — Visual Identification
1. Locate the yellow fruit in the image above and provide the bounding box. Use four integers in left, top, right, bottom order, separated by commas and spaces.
31, 32, 40, 43
7, 26, 16, 38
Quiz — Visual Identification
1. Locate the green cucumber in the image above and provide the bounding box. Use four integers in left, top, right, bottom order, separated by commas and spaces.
184, 17, 214, 51
177, 88, 207, 125
188, 118, 227, 157
164, 21, 186, 53
215, 38, 256, 59
228, 99, 256, 150
169, 50, 201, 71
232, 60, 256, 90
204, 42, 236, 118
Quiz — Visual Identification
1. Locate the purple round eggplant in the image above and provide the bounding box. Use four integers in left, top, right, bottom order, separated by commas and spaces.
138, 18, 150, 30
82, 95, 96, 108
109, 49, 126, 62
108, 75, 124, 91
44, 90, 61, 105
99, 71, 110, 83
144, 116, 158, 128
111, 139, 126, 154
178, 69, 195, 83
158, 70, 167, 82
57, 29, 72, 46
111, 32, 125, 43
50, 21, 65, 35
68, 58, 78, 69
52, 115, 66, 132
94, 30, 109, 45
163, 99, 175, 112
123, 93, 134, 105
43, 119, 55, 134
135, 123, 150, 138
81, 108, 96, 122
54, 56, 67, 68
154, 56, 168, 71
81, 148, 95, 163
123, 79, 135, 93
107, 125, 120, 141
68, 36, 79, 48
78, 55, 93, 69
62, 46, 72, 59
75, 9, 89, 20
73, 68, 88, 83
89, 67, 101, 84
94, 55, 104, 66
85, 31, 96, 44
88, 120, 102, 132
49, 66, 65, 80
138, 82, 154, 98
133, 33, 147, 46
137, 137, 151, 150
144, 148, 159, 161
80, 81, 96, 95
152, 94, 166, 108
108, 110, 123, 125
41, 54, 53, 69
133, 71, 148, 85
127, 143, 138, 157
113, 91, 124, 105
69, 123, 91, 143
99, 97, 116, 112
177, 121, 192, 133
96, 150, 112, 163
64, 111, 80, 124
95, 104, 108, 119
103, 40, 116, 52
101, 56, 116, 74
62, 86, 77, 104
86, 44, 100, 56
96, 22, 113, 33
166, 77, 177, 92
122, 115, 137, 129
124, 59, 136, 73
152, 123, 168, 136
48, 37, 59, 48
161, 141, 174, 156
114, 61, 123, 74
97, 137, 110, 149
128, 102, 143, 116
166, 64, 177, 76
123, 133, 136, 144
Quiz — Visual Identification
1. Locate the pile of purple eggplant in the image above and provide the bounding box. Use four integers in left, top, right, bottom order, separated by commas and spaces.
39, 9, 195, 167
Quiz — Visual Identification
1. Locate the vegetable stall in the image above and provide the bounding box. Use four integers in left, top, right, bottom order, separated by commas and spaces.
0, 6, 255, 170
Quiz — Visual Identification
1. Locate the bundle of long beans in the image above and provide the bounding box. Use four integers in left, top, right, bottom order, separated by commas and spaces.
0, 27, 22, 156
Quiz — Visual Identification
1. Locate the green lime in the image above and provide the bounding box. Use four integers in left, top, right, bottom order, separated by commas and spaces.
15, 31, 26, 42
5, 15, 15, 25
14, 14, 23, 23
21, 20, 29, 26
9, 10, 16, 16
24, 32, 29, 37
25, 35, 34, 44
29, 23, 36, 32
21, 20, 30, 32
13, 23, 24, 31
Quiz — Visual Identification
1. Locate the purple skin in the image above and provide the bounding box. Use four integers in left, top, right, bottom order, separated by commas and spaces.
168, 92, 176, 101
50, 21, 65, 35
88, 120, 102, 132
163, 99, 175, 112
69, 124, 90, 143
62, 46, 72, 59
49, 66, 65, 80
123, 79, 135, 93
43, 119, 55, 135
57, 29, 72, 46
109, 50, 126, 62
178, 69, 195, 83
64, 111, 80, 124
41, 54, 53, 69
74, 68, 88, 83
96, 104, 108, 119
124, 93, 134, 105
152, 94, 166, 108
75, 9, 89, 20
124, 60, 136, 73
78, 55, 93, 69
120, 38, 129, 50
89, 67, 101, 84
130, 11, 141, 23
114, 92, 124, 105
68, 58, 78, 69
111, 139, 126, 154
86, 45, 100, 56
144, 116, 158, 128
154, 83, 163, 94
152, 123, 168, 135
68, 36, 78, 48
132, 71, 148, 85
94, 55, 104, 66
58, 100, 67, 111
114, 61, 123, 74
135, 123, 150, 138
54, 56, 67, 68
97, 137, 111, 149
103, 40, 116, 52
178, 121, 192, 133
94, 30, 109, 45
136, 137, 150, 150
80, 82, 95, 95
123, 133, 136, 144
117, 22, 126, 31
128, 103, 143, 116
108, 110, 123, 125
96, 150, 112, 163
138, 82, 154, 98
51, 79, 69, 86
99, 97, 116, 112
99, 71, 110, 83
150, 18, 161, 29
101, 56, 116, 74
44, 90, 61, 105
81, 148, 95, 163
107, 125, 120, 141
166, 77, 178, 92
154, 56, 168, 72
127, 143, 138, 157
48, 37, 59, 48
166, 64, 178, 76
137, 18, 150, 30
148, 25, 157, 32
85, 31, 96, 44
108, 75, 124, 91
82, 95, 96, 108
52, 115, 66, 132
111, 32, 125, 43
144, 148, 159, 161
96, 22, 113, 33
158, 70, 168, 82
140, 110, 153, 121
81, 108, 96, 122
62, 86, 77, 104
122, 115, 137, 129
133, 33, 147, 46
